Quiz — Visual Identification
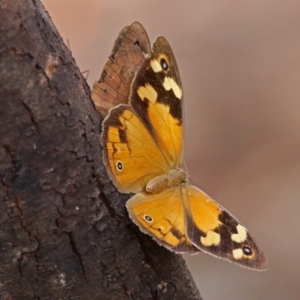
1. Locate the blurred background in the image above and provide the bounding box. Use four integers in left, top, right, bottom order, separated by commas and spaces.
42, 1, 300, 299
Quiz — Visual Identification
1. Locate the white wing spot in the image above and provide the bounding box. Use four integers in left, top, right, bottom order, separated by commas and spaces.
163, 77, 182, 99
231, 224, 247, 243
150, 59, 162, 73
200, 231, 220, 246
137, 84, 158, 103
232, 248, 244, 260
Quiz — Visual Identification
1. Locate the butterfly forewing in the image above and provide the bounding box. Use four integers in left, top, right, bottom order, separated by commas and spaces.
182, 186, 267, 270
92, 22, 151, 116
101, 105, 170, 193
130, 37, 183, 168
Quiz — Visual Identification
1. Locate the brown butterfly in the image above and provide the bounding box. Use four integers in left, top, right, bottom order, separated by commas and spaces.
94, 22, 267, 270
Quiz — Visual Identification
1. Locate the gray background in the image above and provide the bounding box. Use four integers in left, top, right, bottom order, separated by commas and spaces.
42, 1, 300, 299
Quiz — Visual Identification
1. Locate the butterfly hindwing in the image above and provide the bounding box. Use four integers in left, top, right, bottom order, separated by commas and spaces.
126, 187, 199, 253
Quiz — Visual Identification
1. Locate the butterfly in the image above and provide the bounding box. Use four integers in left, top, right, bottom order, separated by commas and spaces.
92, 22, 267, 270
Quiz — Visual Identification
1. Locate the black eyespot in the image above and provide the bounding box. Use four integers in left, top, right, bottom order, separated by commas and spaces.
243, 246, 252, 256
143, 215, 153, 222
116, 160, 123, 172
134, 40, 140, 47
160, 58, 168, 71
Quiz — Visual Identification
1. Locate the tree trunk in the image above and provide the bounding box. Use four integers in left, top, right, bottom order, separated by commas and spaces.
0, 1, 202, 299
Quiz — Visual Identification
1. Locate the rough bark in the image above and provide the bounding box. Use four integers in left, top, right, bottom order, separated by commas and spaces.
0, 1, 202, 299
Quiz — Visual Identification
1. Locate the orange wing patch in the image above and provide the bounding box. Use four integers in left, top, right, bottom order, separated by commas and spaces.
126, 187, 197, 253
102, 105, 168, 193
